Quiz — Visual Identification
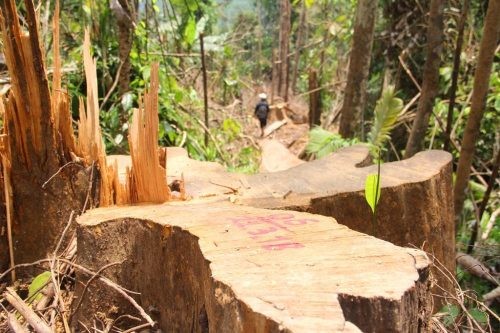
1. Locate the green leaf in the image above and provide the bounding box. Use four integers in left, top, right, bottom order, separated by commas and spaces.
223, 78, 237, 86
305, 127, 356, 158
439, 304, 460, 327
184, 17, 196, 46
469, 308, 488, 324
365, 174, 381, 214
28, 271, 51, 301
222, 118, 241, 141
494, 96, 500, 111
305, 0, 315, 8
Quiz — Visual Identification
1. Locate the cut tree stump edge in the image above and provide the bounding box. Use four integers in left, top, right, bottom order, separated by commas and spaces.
74, 200, 432, 332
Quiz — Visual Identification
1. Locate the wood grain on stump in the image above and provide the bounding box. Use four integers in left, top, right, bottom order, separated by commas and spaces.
109, 144, 454, 301
74, 201, 431, 332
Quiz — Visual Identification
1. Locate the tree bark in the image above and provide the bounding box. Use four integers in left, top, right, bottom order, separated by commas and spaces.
308, 69, 320, 127
453, 0, 500, 217
277, 0, 291, 101
444, 0, 470, 152
291, 0, 307, 93
112, 0, 136, 123
467, 150, 500, 253
404, 0, 445, 158
338, 0, 377, 138
271, 48, 277, 103
200, 34, 209, 147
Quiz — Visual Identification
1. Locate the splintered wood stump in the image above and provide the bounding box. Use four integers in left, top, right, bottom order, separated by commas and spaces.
74, 201, 431, 332
0, 0, 93, 271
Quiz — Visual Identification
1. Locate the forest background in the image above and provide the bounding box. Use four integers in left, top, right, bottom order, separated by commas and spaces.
0, 0, 498, 330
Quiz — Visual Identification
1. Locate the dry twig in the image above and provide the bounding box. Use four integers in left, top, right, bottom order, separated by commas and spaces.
4, 287, 52, 333
456, 252, 498, 285
7, 312, 29, 333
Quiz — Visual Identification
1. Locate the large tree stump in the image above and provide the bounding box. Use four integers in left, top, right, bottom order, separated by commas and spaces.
158, 145, 455, 300
74, 201, 431, 332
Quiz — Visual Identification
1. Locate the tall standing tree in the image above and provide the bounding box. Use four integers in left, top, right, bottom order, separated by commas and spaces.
404, 0, 445, 158
453, 0, 500, 217
276, 0, 291, 101
111, 0, 137, 113
338, 0, 377, 138
444, 0, 470, 152
291, 0, 307, 94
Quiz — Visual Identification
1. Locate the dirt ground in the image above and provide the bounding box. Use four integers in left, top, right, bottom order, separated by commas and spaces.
209, 83, 312, 164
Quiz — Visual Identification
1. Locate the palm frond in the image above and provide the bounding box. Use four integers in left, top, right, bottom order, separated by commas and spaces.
367, 85, 403, 156
306, 127, 356, 159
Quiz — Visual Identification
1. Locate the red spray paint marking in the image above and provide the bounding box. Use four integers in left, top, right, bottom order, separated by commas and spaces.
228, 213, 319, 251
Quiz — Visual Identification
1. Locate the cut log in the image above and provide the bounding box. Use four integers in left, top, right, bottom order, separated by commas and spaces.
259, 139, 304, 173
263, 119, 288, 138
74, 201, 432, 332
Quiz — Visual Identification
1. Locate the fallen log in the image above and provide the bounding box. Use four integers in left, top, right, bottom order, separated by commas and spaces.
74, 201, 432, 332
259, 139, 304, 173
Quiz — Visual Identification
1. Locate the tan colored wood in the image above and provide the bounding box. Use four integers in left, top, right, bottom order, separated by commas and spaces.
75, 201, 431, 332
109, 144, 454, 305
0, 0, 91, 268
259, 139, 304, 173
78, 29, 114, 206
127, 62, 171, 203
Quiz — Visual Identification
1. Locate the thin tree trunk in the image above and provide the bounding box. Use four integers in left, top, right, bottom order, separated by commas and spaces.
255, 16, 262, 80
453, 0, 500, 218
308, 69, 320, 127
467, 150, 499, 253
444, 0, 470, 152
338, 0, 377, 138
200, 33, 209, 147
112, 0, 136, 123
277, 0, 291, 101
271, 48, 277, 103
404, 0, 445, 158
291, 0, 307, 94
114, 0, 135, 93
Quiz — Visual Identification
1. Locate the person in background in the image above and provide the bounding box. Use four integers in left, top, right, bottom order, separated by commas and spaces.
254, 93, 270, 137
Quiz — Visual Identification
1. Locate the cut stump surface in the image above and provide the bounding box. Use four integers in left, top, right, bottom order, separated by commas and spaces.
75, 201, 431, 332
109, 144, 454, 300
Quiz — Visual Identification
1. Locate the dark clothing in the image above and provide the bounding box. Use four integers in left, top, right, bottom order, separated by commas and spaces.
258, 117, 267, 128
254, 101, 270, 128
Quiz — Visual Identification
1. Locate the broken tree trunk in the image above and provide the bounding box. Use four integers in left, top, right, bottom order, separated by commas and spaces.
0, 1, 168, 272
74, 201, 431, 332
0, 0, 92, 269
